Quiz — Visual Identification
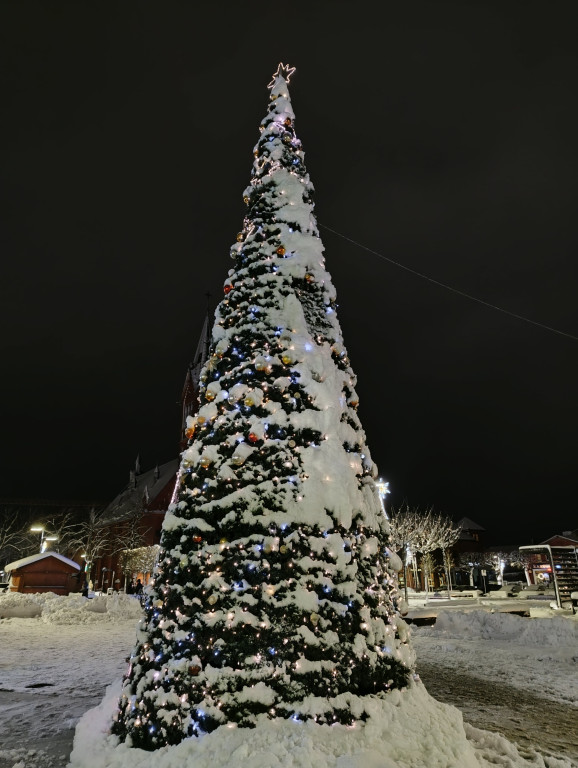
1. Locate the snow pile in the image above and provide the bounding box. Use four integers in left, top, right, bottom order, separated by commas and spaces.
1, 594, 576, 767
0, 590, 143, 624
70, 677, 574, 768
418, 609, 578, 647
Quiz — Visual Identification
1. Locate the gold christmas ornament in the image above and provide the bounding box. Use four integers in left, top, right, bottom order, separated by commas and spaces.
236, 232, 245, 242
207, 594, 218, 605
281, 354, 292, 365
243, 195, 250, 204
200, 456, 212, 468
310, 612, 319, 625
276, 245, 286, 256
185, 426, 196, 439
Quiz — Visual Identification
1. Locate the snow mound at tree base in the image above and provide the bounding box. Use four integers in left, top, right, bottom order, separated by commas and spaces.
69, 678, 573, 768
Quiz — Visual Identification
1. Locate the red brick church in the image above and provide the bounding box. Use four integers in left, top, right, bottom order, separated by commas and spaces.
90, 312, 210, 592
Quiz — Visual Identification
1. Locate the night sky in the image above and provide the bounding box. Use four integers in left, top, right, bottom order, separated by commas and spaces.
1, 3, 577, 546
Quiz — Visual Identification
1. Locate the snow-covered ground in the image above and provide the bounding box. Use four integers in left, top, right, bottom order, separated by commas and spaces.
0, 590, 576, 768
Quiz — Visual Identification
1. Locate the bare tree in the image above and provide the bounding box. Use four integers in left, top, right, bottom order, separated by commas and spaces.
388, 507, 461, 602
412, 509, 442, 601
113, 507, 150, 554
432, 513, 461, 598
113, 507, 151, 589
67, 507, 113, 583
120, 545, 160, 586
388, 504, 431, 601
456, 551, 494, 590
41, 510, 82, 557
0, 512, 33, 571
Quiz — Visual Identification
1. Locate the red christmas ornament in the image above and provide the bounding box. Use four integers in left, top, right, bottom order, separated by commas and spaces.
189, 665, 201, 676
192, 535, 202, 543
224, 283, 233, 294
248, 432, 259, 444
284, 117, 292, 127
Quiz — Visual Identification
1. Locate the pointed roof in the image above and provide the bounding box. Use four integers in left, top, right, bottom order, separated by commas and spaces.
189, 310, 211, 391
4, 551, 80, 573
457, 517, 485, 531
540, 533, 578, 547
101, 458, 179, 525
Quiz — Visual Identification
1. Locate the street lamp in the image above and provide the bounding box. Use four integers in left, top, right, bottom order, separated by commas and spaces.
376, 478, 390, 519
30, 526, 58, 553
80, 553, 91, 576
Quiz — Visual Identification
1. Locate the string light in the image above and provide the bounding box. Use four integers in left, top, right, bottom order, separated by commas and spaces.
112, 61, 413, 750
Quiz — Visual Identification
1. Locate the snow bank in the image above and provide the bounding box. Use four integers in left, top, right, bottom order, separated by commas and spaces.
417, 609, 578, 647
69, 677, 574, 768
1, 590, 575, 767
0, 591, 143, 624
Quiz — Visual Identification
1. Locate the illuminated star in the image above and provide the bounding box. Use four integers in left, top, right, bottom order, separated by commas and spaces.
268, 62, 296, 88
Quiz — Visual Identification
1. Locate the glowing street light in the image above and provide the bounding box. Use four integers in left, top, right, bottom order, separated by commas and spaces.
30, 525, 58, 553
376, 478, 390, 519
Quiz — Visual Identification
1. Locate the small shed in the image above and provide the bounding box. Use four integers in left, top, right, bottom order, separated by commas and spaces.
4, 552, 81, 595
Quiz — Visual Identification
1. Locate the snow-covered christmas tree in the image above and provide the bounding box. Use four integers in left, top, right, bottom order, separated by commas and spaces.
112, 63, 415, 751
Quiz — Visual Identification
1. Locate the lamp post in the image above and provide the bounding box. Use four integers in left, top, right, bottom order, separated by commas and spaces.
30, 526, 58, 553
376, 478, 390, 519
81, 553, 91, 580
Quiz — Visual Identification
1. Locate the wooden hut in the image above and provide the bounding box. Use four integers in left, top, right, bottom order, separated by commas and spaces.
4, 552, 81, 595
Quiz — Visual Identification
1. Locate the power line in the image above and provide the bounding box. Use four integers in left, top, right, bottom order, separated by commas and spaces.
319, 222, 578, 342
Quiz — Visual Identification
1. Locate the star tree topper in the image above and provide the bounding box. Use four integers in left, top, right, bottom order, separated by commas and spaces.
268, 62, 296, 88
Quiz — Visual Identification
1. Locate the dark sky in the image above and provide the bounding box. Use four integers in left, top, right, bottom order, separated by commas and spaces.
1, 2, 577, 546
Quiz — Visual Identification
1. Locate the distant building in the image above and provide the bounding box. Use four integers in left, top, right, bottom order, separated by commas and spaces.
519, 530, 578, 606
89, 311, 211, 592
454, 517, 485, 552
5, 552, 81, 595
538, 532, 578, 549
90, 459, 179, 592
